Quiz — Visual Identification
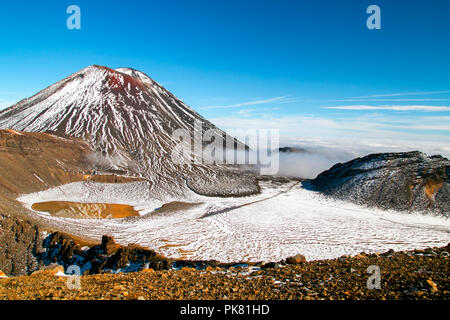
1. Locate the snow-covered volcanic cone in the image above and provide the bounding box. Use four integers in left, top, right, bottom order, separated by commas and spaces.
0, 65, 256, 197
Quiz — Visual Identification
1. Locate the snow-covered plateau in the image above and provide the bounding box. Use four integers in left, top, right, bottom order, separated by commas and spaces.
18, 179, 450, 263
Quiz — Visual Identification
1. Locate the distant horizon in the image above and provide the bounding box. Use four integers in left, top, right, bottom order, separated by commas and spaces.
1, 0, 449, 158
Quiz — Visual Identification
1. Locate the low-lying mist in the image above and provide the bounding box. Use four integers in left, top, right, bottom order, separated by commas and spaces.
276, 151, 348, 179
212, 147, 356, 179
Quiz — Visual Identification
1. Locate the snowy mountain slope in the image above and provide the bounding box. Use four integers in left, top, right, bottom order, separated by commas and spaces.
0, 65, 256, 197
308, 151, 450, 216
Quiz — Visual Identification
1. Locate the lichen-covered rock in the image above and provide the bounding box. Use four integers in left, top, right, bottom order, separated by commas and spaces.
309, 152, 449, 216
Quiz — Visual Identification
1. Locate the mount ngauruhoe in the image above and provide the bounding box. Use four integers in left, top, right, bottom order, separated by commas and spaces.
0, 65, 256, 197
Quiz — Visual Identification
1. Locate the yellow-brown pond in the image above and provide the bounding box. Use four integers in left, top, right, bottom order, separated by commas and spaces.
31, 201, 140, 219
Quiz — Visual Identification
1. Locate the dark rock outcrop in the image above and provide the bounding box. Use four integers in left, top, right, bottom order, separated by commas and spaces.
101, 235, 119, 256
308, 151, 449, 215
39, 233, 172, 275
261, 262, 279, 269
0, 213, 43, 276
38, 233, 281, 275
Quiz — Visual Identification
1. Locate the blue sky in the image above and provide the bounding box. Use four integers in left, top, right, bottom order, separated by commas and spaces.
1, 0, 449, 156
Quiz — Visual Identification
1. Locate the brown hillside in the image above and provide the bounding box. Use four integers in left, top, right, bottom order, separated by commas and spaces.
0, 129, 142, 211
0, 130, 145, 275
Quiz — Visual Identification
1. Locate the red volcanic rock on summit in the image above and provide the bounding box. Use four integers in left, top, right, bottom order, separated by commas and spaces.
107, 70, 147, 93
0, 65, 257, 197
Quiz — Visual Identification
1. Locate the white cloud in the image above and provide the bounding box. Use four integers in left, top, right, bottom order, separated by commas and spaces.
234, 107, 281, 115
325, 99, 450, 102
353, 90, 450, 98
210, 114, 450, 158
389, 124, 450, 131
322, 105, 450, 111
235, 109, 258, 115
201, 96, 292, 110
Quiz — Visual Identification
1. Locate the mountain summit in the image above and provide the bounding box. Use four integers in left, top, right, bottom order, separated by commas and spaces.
0, 65, 256, 197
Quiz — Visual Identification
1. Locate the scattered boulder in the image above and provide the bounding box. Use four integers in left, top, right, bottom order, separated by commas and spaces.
286, 254, 307, 264
426, 279, 439, 293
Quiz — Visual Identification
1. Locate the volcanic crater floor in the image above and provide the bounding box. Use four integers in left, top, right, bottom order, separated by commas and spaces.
17, 178, 450, 263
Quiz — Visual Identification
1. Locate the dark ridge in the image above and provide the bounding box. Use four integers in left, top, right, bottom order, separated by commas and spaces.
309, 151, 449, 215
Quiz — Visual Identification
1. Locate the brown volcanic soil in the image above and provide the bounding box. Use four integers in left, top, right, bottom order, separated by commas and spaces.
0, 130, 145, 275
0, 245, 448, 300
0, 129, 143, 204
0, 130, 91, 201
31, 201, 140, 219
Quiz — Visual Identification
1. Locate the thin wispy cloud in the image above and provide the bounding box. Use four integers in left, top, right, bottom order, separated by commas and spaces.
352, 90, 450, 99
200, 96, 292, 110
236, 109, 258, 115
289, 98, 450, 103
322, 105, 450, 111
234, 107, 281, 115
325, 98, 450, 102
391, 124, 450, 131
307, 90, 450, 103
213, 114, 450, 134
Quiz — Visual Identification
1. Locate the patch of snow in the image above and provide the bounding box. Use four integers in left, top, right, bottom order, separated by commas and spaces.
17, 181, 450, 263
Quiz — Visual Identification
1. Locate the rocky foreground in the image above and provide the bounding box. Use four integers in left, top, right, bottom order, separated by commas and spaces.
1, 244, 448, 300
